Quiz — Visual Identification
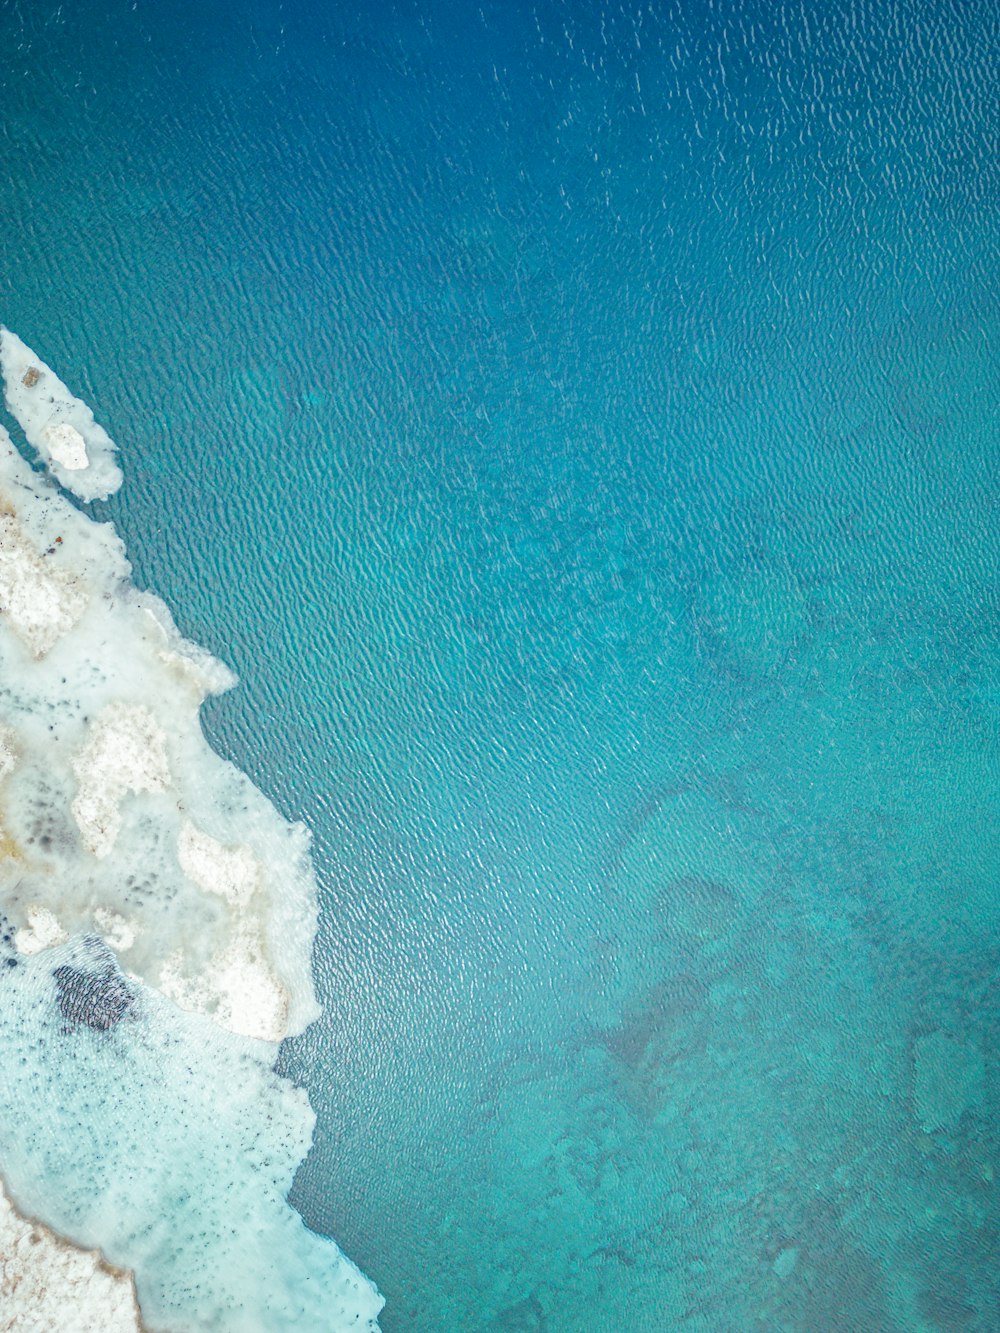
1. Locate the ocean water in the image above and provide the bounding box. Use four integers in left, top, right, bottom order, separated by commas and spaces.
1, 0, 998, 1329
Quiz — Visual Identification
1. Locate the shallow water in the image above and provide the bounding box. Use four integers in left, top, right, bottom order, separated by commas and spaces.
2, 0, 998, 1328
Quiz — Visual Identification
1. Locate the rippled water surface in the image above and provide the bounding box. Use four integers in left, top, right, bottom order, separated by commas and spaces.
2, 0, 998, 1328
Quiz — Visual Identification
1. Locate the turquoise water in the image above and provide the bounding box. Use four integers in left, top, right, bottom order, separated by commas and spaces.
2, 0, 998, 1328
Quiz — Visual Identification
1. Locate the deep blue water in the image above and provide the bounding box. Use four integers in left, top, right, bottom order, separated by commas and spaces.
2, 0, 999, 1328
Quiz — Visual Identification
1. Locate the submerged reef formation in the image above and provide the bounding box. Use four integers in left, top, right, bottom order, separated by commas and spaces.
0, 330, 382, 1331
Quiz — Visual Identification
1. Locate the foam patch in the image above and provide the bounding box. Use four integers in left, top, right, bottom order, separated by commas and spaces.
0, 938, 382, 1331
0, 329, 123, 501
0, 422, 317, 1041
0, 1180, 143, 1333
0, 334, 383, 1330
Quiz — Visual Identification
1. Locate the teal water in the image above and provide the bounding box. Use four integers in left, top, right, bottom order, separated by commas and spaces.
2, 0, 998, 1328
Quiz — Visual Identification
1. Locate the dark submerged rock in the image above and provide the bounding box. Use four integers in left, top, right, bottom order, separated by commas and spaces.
53, 959, 135, 1030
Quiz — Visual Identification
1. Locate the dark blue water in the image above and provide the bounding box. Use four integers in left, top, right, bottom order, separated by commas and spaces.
2, 0, 998, 1328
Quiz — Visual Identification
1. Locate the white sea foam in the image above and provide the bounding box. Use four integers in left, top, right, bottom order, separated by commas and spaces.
0, 329, 123, 501
0, 331, 383, 1330
0, 412, 316, 1042
0, 1182, 143, 1332
0, 939, 382, 1332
